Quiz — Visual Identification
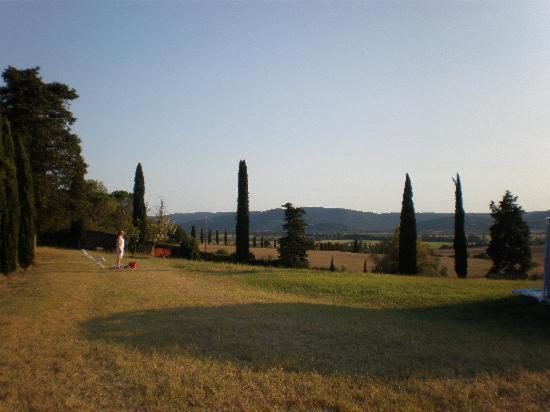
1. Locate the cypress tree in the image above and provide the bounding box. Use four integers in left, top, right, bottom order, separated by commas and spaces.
190, 225, 196, 239
453, 174, 468, 278
200, 228, 204, 244
215, 230, 219, 245
208, 229, 212, 244
224, 229, 228, 245
260, 236, 264, 248
132, 163, 147, 248
253, 235, 257, 248
0, 115, 20, 274
398, 173, 417, 274
235, 160, 250, 261
363, 259, 368, 273
329, 256, 336, 272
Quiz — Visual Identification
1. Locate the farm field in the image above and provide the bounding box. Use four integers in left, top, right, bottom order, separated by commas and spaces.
1, 247, 549, 410
202, 244, 545, 278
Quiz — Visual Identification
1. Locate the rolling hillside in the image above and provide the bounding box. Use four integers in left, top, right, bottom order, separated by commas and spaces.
170, 208, 549, 235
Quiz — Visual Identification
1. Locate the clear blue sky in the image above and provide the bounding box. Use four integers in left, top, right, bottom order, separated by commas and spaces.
2, 1, 549, 214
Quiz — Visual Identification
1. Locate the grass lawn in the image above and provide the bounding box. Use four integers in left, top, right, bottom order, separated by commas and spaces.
1, 247, 549, 410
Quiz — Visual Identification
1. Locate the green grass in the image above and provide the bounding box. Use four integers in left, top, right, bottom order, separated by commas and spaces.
1, 247, 549, 410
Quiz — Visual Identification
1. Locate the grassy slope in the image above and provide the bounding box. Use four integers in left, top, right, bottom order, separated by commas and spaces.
0, 247, 549, 411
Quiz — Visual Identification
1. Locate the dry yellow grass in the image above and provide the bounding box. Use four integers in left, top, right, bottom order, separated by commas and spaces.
0, 247, 548, 411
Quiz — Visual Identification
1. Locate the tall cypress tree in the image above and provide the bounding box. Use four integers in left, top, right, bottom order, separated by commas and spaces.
453, 174, 468, 278
398, 173, 417, 274
14, 131, 35, 268
0, 115, 20, 274
224, 229, 228, 245
208, 229, 212, 244
190, 225, 196, 239
235, 160, 250, 261
215, 230, 219, 245
132, 163, 147, 248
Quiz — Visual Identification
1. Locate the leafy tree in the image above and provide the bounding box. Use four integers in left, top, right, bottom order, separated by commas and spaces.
486, 191, 532, 276
191, 225, 197, 240
224, 229, 228, 245
453, 174, 468, 278
149, 200, 176, 251
132, 163, 147, 248
13, 130, 35, 268
179, 231, 200, 260
352, 238, 360, 253
110, 190, 133, 233
0, 66, 87, 234
170, 225, 186, 244
215, 230, 219, 245
0, 115, 19, 274
398, 173, 417, 274
329, 256, 336, 272
235, 160, 250, 261
278, 203, 313, 268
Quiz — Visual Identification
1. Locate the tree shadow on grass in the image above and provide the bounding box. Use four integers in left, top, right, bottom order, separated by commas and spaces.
83, 297, 550, 379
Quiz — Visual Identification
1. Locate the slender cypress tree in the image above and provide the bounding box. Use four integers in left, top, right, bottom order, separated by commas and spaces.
398, 173, 417, 274
329, 256, 336, 272
132, 163, 147, 247
224, 229, 228, 245
253, 235, 257, 248
191, 225, 196, 239
235, 160, 250, 261
0, 115, 20, 274
453, 174, 468, 278
208, 229, 212, 244
200, 228, 204, 244
363, 259, 368, 273
215, 230, 219, 245
14, 131, 35, 268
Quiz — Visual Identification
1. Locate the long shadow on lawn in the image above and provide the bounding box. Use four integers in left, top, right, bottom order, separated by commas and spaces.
83, 297, 550, 379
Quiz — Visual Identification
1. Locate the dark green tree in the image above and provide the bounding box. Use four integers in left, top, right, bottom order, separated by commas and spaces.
278, 203, 313, 268
200, 228, 204, 244
453, 174, 468, 278
191, 225, 196, 240
352, 238, 360, 253
13, 130, 35, 268
0, 66, 87, 234
179, 231, 200, 260
260, 236, 264, 248
363, 259, 368, 273
132, 163, 147, 248
235, 160, 250, 261
224, 229, 228, 245
398, 173, 417, 274
329, 256, 336, 272
170, 225, 186, 244
0, 115, 19, 274
215, 230, 219, 245
208, 229, 212, 244
253, 235, 257, 248
486, 191, 532, 276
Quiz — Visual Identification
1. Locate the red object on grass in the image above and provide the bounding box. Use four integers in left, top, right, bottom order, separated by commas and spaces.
153, 248, 171, 258
128, 262, 137, 269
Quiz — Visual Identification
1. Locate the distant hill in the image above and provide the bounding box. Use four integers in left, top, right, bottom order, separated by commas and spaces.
170, 208, 549, 235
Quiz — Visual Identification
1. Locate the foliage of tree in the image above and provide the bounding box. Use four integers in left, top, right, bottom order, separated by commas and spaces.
208, 229, 212, 244
224, 229, 228, 245
169, 225, 186, 244
329, 256, 336, 272
486, 191, 532, 276
191, 225, 196, 240
132, 163, 147, 248
398, 173, 417, 274
0, 66, 86, 234
179, 231, 200, 260
453, 174, 468, 278
260, 236, 264, 248
0, 114, 19, 274
363, 259, 367, 273
278, 203, 313, 268
235, 160, 250, 261
215, 230, 219, 245
200, 228, 204, 244
13, 130, 35, 268
149, 200, 176, 250
253, 235, 257, 248
352, 238, 360, 253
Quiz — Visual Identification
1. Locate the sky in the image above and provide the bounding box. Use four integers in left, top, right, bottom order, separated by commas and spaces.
1, 1, 549, 214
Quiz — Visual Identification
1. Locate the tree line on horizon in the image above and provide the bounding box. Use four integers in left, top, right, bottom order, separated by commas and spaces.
0, 65, 535, 278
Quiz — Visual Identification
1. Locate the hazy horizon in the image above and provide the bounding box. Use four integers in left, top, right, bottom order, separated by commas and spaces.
2, 2, 549, 214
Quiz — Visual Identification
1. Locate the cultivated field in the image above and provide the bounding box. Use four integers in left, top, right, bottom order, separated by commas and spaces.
0, 247, 549, 410
202, 244, 545, 278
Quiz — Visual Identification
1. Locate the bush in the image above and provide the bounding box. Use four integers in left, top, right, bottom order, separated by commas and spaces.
179, 233, 200, 260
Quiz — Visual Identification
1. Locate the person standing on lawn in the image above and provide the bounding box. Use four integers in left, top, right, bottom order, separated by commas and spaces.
116, 230, 125, 269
